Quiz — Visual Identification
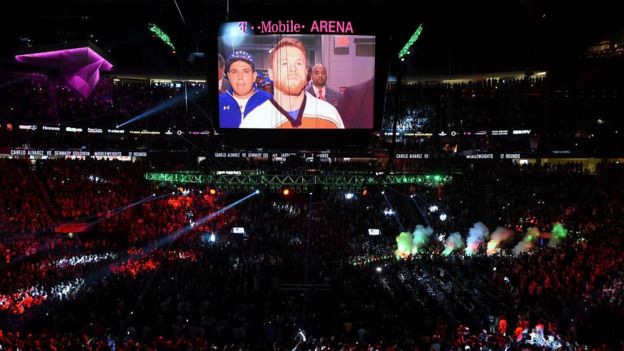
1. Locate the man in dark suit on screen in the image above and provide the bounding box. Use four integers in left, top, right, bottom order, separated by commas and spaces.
306, 63, 342, 108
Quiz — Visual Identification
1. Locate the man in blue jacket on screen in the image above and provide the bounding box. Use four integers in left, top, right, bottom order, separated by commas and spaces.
219, 50, 271, 128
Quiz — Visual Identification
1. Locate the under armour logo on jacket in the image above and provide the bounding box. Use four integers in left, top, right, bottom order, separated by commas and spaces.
223, 105, 230, 110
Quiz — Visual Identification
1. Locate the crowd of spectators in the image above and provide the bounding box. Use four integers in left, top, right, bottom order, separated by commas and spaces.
384, 77, 548, 133
383, 76, 622, 154
0, 158, 623, 350
2, 73, 621, 155
0, 158, 54, 234
0, 74, 215, 151
0, 75, 208, 130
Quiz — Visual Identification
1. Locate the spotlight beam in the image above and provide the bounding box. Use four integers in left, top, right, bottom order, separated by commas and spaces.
173, 0, 187, 25
382, 190, 405, 232
384, 187, 431, 227
84, 192, 173, 229
385, 186, 431, 228
143, 190, 260, 253
190, 100, 214, 128
116, 87, 204, 128
0, 76, 28, 89
58, 111, 118, 126
176, 133, 207, 154
16, 190, 262, 316
67, 192, 172, 225
409, 197, 432, 228
0, 193, 173, 269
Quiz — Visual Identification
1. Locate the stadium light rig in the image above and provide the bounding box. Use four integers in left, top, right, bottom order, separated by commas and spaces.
148, 23, 176, 53
398, 23, 423, 60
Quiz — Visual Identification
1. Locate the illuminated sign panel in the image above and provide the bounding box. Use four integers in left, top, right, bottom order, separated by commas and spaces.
232, 227, 246, 234
368, 228, 381, 236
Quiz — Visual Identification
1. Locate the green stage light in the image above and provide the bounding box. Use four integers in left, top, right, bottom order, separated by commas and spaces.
399, 23, 423, 60
149, 23, 176, 53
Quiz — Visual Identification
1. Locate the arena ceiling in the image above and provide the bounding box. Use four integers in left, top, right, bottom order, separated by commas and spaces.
1, 0, 622, 76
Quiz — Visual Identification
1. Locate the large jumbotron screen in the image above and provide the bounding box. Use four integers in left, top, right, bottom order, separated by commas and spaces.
218, 20, 375, 130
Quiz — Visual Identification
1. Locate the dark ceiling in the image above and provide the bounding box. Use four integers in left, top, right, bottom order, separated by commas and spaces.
1, 0, 623, 76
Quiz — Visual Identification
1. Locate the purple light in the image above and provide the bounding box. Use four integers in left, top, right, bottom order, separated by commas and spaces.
16, 47, 113, 98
